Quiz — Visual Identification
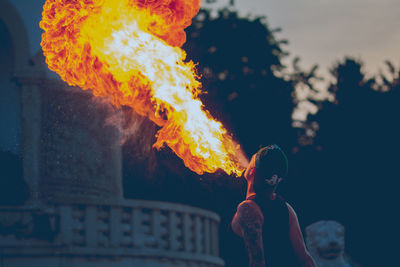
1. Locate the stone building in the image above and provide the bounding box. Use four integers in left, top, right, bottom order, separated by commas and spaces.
0, 0, 224, 266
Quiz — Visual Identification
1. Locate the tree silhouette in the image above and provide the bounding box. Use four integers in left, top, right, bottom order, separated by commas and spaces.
379, 60, 400, 92
183, 9, 296, 155
305, 57, 400, 266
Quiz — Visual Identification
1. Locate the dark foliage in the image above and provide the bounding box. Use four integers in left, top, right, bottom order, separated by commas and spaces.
306, 57, 400, 266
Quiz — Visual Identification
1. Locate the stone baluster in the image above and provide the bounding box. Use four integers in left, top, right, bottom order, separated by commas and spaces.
85, 205, 97, 247
204, 218, 211, 255
152, 209, 161, 248
120, 210, 132, 247
183, 213, 193, 252
168, 211, 180, 251
59, 205, 73, 245
110, 206, 121, 247
131, 207, 142, 248
195, 216, 203, 254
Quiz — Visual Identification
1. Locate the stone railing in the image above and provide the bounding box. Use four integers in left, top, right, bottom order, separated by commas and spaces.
0, 200, 224, 267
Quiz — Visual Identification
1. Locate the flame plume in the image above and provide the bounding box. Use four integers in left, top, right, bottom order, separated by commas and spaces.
40, 0, 245, 175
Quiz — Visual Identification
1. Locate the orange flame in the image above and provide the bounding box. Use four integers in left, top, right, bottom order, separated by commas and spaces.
40, 0, 245, 175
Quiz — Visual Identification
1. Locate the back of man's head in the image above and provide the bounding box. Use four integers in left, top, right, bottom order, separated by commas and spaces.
253, 144, 288, 195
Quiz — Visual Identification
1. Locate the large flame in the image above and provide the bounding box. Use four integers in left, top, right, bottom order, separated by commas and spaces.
40, 0, 245, 175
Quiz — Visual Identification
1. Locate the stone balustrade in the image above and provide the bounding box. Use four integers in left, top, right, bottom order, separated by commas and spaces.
0, 200, 224, 267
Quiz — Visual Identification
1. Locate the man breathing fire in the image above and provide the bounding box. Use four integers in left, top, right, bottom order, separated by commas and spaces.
231, 145, 316, 267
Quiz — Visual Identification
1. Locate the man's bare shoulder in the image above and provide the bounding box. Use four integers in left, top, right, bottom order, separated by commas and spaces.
238, 199, 259, 208
236, 200, 263, 223
285, 202, 298, 224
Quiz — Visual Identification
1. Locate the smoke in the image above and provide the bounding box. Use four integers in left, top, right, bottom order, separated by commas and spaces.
234, 144, 249, 170
103, 103, 156, 148
103, 101, 159, 179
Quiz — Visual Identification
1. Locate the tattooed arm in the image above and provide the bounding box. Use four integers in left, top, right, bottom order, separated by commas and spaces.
232, 200, 265, 267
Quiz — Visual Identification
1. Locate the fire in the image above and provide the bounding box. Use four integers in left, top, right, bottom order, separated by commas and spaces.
40, 0, 245, 175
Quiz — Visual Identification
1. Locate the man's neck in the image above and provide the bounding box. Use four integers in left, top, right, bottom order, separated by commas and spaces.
246, 185, 276, 200
246, 184, 256, 199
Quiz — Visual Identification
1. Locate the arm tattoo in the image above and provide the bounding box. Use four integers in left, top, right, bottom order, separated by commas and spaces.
237, 202, 265, 267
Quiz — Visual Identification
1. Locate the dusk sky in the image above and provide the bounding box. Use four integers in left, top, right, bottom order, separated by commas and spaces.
10, 0, 400, 82
204, 0, 400, 81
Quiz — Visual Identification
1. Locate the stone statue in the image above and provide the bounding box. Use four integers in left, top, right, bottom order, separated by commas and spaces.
306, 220, 352, 267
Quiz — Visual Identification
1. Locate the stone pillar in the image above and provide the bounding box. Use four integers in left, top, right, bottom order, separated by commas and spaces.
37, 79, 123, 203
17, 74, 43, 206
15, 54, 123, 205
